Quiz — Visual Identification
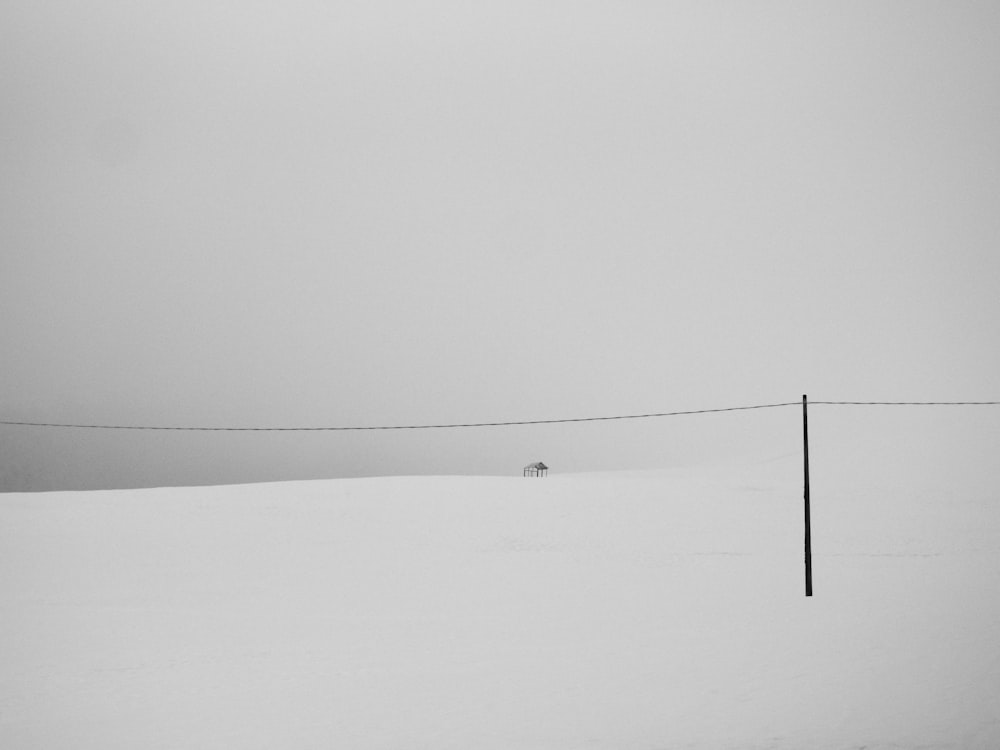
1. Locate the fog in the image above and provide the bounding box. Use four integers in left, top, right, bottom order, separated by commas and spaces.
3, 2, 999, 490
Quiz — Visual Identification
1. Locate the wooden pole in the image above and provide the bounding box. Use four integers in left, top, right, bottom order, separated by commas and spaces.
803, 394, 813, 597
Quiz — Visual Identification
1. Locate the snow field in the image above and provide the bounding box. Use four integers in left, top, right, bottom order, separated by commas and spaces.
2, 462, 998, 749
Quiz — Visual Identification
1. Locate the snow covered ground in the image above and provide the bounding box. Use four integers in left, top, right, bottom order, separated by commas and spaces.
2, 458, 999, 749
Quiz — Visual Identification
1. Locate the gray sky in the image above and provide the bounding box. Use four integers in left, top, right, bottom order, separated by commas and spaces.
2, 1, 999, 491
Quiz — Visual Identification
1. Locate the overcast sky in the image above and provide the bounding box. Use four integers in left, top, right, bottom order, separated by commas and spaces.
2, 1, 999, 491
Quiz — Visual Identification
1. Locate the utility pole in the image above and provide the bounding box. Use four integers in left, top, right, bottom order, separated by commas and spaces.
803, 394, 813, 597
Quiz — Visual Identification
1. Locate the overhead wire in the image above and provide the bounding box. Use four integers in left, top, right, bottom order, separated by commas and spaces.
1, 399, 997, 432
809, 401, 1000, 406
0, 401, 801, 431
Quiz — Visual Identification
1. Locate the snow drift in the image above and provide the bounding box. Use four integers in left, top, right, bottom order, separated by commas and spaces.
2, 459, 998, 749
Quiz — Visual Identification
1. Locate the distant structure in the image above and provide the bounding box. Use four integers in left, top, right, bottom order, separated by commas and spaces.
523, 462, 548, 477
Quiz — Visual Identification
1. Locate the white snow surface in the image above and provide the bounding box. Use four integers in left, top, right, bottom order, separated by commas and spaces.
3, 460, 999, 749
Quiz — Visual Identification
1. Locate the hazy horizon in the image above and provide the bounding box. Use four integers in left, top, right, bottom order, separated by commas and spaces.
3, 2, 999, 491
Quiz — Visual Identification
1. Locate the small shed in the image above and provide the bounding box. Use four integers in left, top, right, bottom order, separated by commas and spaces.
523, 462, 548, 477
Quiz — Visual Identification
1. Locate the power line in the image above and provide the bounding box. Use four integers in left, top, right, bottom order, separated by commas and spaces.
1, 399, 997, 432
0, 401, 800, 431
811, 401, 1000, 406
